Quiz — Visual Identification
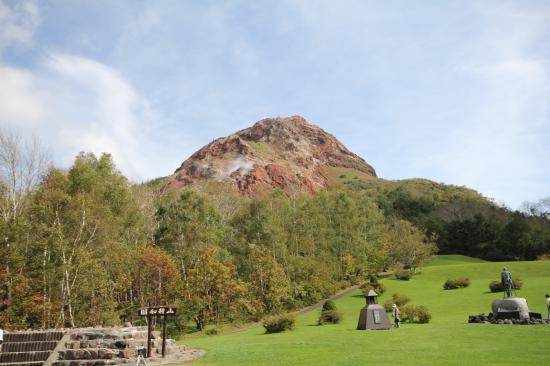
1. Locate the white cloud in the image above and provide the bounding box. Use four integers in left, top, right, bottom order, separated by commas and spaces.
0, 0, 41, 52
43, 54, 149, 176
0, 65, 45, 124
437, 3, 550, 207
1, 53, 185, 182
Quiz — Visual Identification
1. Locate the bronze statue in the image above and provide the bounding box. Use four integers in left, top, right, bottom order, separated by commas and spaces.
501, 267, 513, 297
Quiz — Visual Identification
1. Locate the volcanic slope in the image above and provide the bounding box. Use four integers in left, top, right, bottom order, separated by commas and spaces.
163, 116, 377, 196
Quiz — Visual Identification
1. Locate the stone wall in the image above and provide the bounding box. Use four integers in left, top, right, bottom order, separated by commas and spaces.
52, 327, 180, 366
0, 327, 201, 366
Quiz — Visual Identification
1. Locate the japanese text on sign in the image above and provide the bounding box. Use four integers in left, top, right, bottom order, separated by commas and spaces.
139, 306, 177, 316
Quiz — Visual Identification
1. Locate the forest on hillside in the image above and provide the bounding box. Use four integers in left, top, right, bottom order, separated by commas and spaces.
1, 131, 549, 331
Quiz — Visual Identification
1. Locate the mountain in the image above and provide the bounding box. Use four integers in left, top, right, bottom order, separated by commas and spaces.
163, 116, 377, 195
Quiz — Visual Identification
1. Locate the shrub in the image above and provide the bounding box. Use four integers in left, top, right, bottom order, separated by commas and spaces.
384, 293, 411, 312
360, 280, 386, 296
318, 309, 343, 325
322, 300, 337, 311
318, 300, 343, 325
489, 278, 523, 293
443, 277, 470, 290
416, 306, 432, 323
400, 305, 432, 323
489, 281, 501, 292
263, 314, 296, 334
205, 328, 221, 336
400, 306, 416, 322
394, 270, 412, 281
513, 277, 524, 289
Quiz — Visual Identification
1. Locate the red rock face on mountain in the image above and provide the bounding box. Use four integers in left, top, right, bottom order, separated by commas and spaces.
163, 116, 377, 195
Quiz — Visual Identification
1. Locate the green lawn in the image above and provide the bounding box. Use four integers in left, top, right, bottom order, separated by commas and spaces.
182, 256, 550, 366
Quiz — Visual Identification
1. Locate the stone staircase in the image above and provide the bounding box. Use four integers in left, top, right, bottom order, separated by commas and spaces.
0, 328, 203, 366
0, 331, 65, 366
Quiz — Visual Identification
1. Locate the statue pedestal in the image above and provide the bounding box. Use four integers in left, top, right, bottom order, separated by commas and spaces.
492, 297, 530, 320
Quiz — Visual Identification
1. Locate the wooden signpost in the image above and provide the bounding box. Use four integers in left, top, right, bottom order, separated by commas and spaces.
138, 306, 177, 358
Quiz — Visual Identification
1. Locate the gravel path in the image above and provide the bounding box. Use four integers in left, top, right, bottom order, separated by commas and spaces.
293, 284, 362, 315
217, 284, 363, 335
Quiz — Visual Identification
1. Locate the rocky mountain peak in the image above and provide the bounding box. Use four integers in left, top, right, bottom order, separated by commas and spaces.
163, 116, 376, 195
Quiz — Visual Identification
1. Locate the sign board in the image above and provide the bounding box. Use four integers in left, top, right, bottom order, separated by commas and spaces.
373, 310, 381, 324
138, 306, 177, 359
138, 306, 176, 316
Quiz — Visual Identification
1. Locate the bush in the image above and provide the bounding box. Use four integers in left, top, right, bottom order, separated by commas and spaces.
322, 300, 337, 311
400, 305, 432, 323
443, 277, 470, 290
384, 293, 411, 312
318, 301, 343, 325
205, 328, 221, 336
489, 278, 523, 293
394, 270, 412, 281
360, 277, 386, 295
263, 314, 296, 334
416, 306, 432, 323
318, 309, 343, 325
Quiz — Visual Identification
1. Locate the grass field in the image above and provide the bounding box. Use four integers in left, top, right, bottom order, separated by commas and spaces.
182, 256, 550, 366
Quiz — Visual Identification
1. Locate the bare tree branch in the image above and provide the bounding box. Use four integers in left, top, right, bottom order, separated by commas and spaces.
0, 127, 50, 222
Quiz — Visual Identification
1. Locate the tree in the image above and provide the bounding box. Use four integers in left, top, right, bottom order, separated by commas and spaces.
385, 218, 437, 273
135, 245, 179, 307
0, 128, 49, 222
20, 153, 145, 328
521, 197, 550, 219
240, 245, 290, 314
155, 190, 224, 287
185, 247, 246, 329
0, 129, 48, 322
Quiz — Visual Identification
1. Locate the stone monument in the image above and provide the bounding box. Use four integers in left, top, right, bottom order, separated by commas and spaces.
357, 290, 391, 330
492, 267, 540, 321
491, 297, 530, 321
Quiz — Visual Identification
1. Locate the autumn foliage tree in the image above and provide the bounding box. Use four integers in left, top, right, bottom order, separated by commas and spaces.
185, 247, 246, 330
135, 245, 179, 307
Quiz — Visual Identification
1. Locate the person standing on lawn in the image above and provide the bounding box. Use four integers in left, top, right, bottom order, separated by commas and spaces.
392, 304, 400, 328
545, 294, 550, 320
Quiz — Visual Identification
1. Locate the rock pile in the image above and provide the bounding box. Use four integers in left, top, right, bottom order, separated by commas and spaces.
53, 327, 199, 366
468, 314, 550, 325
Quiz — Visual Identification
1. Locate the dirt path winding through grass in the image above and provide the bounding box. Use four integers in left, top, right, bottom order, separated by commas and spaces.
215, 284, 363, 335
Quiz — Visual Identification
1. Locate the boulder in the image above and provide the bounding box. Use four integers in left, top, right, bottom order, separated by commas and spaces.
491, 297, 530, 320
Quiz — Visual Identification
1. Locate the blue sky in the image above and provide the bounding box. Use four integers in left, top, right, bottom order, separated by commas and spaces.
0, 0, 549, 208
